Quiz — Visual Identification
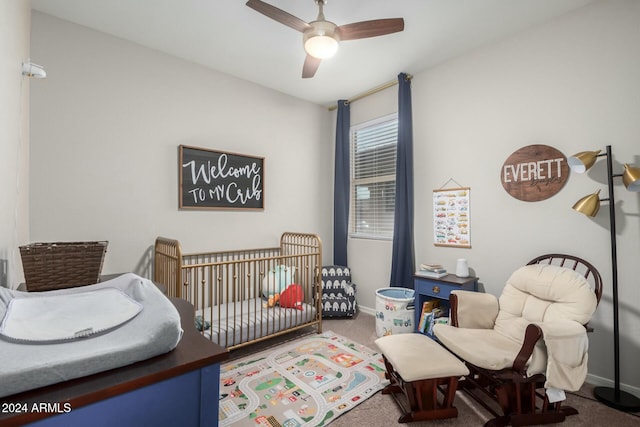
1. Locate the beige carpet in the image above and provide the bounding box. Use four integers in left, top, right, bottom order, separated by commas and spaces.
229, 311, 640, 426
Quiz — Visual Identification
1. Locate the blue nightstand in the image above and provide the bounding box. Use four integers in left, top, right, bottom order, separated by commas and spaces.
414, 274, 478, 334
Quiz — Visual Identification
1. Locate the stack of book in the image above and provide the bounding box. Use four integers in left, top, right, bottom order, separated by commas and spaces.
418, 300, 440, 333
418, 300, 450, 336
426, 307, 449, 336
416, 263, 447, 279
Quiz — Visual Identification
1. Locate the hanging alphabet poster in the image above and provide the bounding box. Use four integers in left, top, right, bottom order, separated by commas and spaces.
179, 145, 264, 210
433, 187, 471, 248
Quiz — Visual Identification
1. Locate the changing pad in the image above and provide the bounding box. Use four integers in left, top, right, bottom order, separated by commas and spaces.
0, 288, 142, 342
0, 273, 183, 398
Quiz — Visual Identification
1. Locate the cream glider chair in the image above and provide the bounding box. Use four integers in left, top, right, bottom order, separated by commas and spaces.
434, 254, 602, 427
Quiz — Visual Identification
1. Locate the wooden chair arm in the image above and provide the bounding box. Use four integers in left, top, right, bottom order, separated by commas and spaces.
512, 323, 543, 374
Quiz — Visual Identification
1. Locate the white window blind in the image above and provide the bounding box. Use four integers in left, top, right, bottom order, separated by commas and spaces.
350, 114, 398, 239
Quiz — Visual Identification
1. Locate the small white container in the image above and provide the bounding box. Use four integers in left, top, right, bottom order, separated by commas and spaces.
456, 259, 469, 278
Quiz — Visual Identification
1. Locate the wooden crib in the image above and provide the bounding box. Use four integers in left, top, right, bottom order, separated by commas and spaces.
153, 232, 322, 350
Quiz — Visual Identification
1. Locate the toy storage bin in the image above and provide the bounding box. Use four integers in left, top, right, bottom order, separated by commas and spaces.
375, 287, 415, 337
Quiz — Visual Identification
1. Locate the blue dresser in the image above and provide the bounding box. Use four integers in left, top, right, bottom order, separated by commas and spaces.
414, 274, 478, 334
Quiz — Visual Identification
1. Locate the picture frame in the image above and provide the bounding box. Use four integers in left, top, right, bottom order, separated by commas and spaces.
433, 187, 471, 248
179, 145, 264, 210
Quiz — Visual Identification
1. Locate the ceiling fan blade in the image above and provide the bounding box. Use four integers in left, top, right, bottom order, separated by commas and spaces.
302, 55, 322, 78
336, 18, 404, 41
246, 0, 311, 33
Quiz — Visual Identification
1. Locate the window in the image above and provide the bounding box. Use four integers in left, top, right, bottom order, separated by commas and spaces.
350, 114, 398, 239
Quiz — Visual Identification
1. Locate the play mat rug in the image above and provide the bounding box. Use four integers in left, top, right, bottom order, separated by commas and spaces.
218, 330, 389, 426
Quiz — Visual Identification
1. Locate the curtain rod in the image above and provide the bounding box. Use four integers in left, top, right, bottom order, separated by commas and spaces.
328, 74, 413, 111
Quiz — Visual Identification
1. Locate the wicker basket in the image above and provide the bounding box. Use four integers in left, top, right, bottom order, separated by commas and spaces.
19, 241, 108, 292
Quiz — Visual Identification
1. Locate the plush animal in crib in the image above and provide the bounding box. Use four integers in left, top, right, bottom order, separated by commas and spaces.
267, 293, 280, 308
262, 265, 296, 299
279, 284, 304, 310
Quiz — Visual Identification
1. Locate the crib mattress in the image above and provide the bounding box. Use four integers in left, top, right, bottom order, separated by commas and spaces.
0, 273, 183, 398
197, 298, 316, 348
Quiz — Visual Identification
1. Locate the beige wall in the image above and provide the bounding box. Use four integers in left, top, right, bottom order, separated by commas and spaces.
0, 1, 31, 289
29, 12, 333, 278
346, 0, 640, 394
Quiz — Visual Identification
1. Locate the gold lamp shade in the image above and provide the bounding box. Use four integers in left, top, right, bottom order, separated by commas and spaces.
622, 163, 640, 192
567, 149, 601, 173
572, 189, 601, 217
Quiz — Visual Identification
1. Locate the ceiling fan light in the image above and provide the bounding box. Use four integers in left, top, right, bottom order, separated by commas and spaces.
304, 35, 338, 59
303, 20, 339, 59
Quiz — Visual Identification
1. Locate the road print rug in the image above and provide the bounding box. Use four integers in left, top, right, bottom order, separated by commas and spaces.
218, 330, 389, 426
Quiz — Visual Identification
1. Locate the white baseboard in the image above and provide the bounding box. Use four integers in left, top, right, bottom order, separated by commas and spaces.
586, 373, 640, 398
358, 305, 376, 316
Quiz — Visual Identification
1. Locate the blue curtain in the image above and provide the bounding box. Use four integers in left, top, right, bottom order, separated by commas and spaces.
390, 73, 415, 288
333, 100, 350, 266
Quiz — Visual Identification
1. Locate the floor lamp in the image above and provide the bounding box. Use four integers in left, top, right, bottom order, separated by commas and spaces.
568, 145, 640, 411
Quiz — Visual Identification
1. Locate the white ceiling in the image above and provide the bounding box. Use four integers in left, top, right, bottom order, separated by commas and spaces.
30, 0, 596, 107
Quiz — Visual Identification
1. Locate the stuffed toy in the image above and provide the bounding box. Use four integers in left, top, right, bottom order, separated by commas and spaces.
194, 315, 211, 331
279, 284, 304, 310
267, 293, 280, 308
262, 265, 296, 298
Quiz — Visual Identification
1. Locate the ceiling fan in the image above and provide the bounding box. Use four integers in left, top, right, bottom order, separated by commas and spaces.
246, 0, 404, 78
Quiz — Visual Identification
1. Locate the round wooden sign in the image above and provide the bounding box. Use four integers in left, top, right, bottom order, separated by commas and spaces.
501, 144, 569, 202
